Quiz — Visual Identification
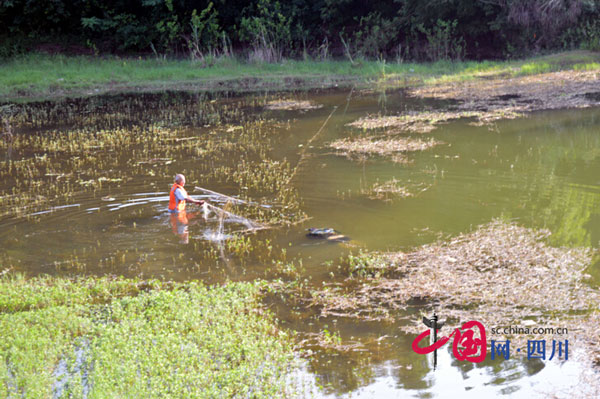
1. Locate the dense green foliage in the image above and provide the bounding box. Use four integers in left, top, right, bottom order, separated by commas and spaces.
0, 274, 294, 398
1, 0, 599, 60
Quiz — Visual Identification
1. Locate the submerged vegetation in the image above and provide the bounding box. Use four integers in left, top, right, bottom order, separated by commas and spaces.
0, 274, 295, 398
0, 92, 313, 278
0, 93, 305, 226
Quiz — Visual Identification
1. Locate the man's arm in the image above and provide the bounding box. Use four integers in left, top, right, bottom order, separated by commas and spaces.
176, 188, 204, 205
186, 197, 205, 205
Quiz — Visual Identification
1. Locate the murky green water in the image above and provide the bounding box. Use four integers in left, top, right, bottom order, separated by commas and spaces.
1, 89, 599, 397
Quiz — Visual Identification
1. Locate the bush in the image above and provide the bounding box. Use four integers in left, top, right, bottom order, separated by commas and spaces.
417, 20, 466, 61
240, 0, 292, 63
186, 3, 225, 62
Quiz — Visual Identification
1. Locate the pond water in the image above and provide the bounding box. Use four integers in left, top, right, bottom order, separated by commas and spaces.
1, 88, 599, 397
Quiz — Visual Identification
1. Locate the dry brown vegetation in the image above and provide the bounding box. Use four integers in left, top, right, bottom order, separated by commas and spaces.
265, 100, 323, 111
309, 220, 600, 362
362, 178, 415, 201
410, 70, 600, 122
349, 70, 600, 134
348, 110, 480, 133
329, 136, 441, 162
349, 109, 524, 133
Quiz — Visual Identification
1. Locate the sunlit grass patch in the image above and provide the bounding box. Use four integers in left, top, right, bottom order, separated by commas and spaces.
517, 61, 553, 76
573, 62, 600, 71
0, 274, 295, 398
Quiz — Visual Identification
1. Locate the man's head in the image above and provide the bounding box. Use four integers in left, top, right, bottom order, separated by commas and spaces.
175, 174, 186, 186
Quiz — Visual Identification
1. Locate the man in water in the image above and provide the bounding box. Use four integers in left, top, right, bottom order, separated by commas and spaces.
168, 174, 204, 243
169, 174, 204, 212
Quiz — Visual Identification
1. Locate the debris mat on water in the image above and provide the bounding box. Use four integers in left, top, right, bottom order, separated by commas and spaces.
348, 109, 523, 133
411, 70, 600, 112
348, 111, 479, 133
347, 70, 600, 134
362, 178, 418, 201
329, 136, 441, 162
307, 220, 600, 362
407, 70, 600, 128
265, 100, 323, 111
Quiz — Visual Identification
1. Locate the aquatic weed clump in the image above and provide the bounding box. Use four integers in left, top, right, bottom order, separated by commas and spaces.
265, 99, 323, 111
347, 109, 524, 133
329, 136, 441, 163
0, 124, 187, 218
0, 274, 296, 398
199, 119, 307, 225
347, 111, 479, 133
361, 178, 420, 201
3, 92, 262, 131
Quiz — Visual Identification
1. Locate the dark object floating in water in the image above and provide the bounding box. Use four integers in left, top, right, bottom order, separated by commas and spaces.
306, 228, 349, 242
307, 228, 335, 236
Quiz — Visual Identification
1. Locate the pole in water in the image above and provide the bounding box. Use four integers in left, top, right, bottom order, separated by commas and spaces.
422, 312, 445, 370
194, 186, 246, 204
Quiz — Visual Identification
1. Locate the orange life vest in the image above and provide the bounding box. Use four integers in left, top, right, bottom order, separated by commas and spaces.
168, 183, 188, 212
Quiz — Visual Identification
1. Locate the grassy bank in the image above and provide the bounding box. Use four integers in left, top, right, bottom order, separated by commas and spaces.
1, 50, 599, 101
0, 274, 295, 398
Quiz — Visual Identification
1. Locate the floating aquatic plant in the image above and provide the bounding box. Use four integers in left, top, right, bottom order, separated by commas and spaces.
0, 274, 296, 397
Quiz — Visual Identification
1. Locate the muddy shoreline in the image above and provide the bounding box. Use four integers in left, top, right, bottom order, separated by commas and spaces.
409, 69, 600, 126
1, 75, 368, 103
342, 70, 600, 138
3, 62, 600, 111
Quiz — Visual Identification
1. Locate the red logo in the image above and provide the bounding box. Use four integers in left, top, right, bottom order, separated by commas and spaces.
412, 319, 487, 363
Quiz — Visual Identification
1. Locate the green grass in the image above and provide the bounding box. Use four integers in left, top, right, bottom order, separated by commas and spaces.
518, 61, 553, 75
0, 274, 295, 398
573, 62, 600, 71
1, 50, 599, 100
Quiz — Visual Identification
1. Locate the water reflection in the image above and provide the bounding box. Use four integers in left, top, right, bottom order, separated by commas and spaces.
296, 344, 585, 398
